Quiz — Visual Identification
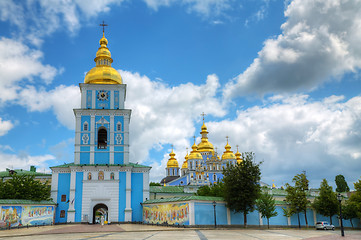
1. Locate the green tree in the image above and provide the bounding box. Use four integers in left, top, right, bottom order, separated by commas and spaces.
312, 179, 338, 224
256, 190, 278, 229
149, 182, 161, 186
335, 174, 350, 193
284, 171, 309, 228
196, 181, 224, 197
222, 152, 261, 227
0, 175, 51, 201
342, 200, 357, 228
348, 178, 361, 219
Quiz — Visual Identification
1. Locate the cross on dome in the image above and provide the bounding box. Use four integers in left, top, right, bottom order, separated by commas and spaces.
99, 21, 108, 33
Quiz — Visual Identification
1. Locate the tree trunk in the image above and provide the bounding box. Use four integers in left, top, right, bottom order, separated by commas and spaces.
304, 209, 308, 227
244, 212, 247, 228
350, 219, 354, 228
330, 215, 332, 225
267, 218, 270, 229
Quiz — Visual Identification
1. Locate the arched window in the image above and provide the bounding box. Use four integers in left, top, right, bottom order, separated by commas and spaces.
60, 210, 65, 218
98, 171, 104, 180
98, 127, 107, 149
83, 122, 88, 131
213, 174, 217, 181
88, 172, 92, 180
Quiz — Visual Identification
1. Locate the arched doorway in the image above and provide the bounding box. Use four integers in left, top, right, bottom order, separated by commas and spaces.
97, 127, 107, 149
93, 203, 108, 224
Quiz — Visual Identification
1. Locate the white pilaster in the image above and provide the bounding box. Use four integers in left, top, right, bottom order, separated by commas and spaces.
259, 211, 263, 226
189, 201, 195, 226
67, 169, 77, 222
227, 207, 231, 225
110, 90, 114, 109
124, 170, 132, 221
50, 171, 59, 203
92, 90, 96, 109
143, 172, 149, 201
90, 115, 95, 164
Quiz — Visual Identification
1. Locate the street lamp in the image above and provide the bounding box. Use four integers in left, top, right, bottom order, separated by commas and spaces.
337, 193, 345, 237
212, 201, 217, 228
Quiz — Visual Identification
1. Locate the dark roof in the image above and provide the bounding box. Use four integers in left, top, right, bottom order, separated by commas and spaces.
150, 186, 185, 193
51, 162, 151, 169
160, 176, 180, 184
144, 196, 224, 204
0, 199, 56, 205
0, 169, 51, 178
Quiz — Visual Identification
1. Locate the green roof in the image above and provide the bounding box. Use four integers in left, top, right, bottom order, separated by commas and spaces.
144, 196, 224, 204
0, 169, 51, 178
150, 186, 185, 193
0, 199, 56, 205
51, 162, 151, 168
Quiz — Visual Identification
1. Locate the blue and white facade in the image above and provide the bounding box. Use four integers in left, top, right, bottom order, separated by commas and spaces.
51, 33, 151, 224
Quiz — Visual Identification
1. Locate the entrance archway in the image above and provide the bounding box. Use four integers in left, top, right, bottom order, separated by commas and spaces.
93, 203, 108, 224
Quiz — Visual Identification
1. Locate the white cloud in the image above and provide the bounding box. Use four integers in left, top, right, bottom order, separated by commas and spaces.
0, 38, 58, 103
206, 94, 361, 188
17, 85, 80, 129
0, 149, 55, 172
224, 0, 361, 98
120, 70, 226, 181
0, 118, 14, 136
143, 0, 231, 17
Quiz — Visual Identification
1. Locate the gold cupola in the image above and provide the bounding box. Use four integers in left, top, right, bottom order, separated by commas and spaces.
181, 153, 188, 169
84, 32, 122, 84
235, 146, 243, 164
188, 142, 203, 160
221, 139, 236, 160
166, 149, 179, 168
197, 122, 214, 152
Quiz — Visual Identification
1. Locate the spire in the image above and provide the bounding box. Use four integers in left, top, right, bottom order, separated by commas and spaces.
167, 147, 179, 168
197, 113, 214, 152
84, 23, 122, 85
235, 145, 243, 164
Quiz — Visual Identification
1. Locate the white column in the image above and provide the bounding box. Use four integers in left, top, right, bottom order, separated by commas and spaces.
74, 115, 81, 164
189, 201, 195, 226
67, 169, 76, 222
259, 211, 263, 226
92, 90, 96, 109
50, 171, 59, 203
143, 172, 149, 201
313, 209, 317, 224
90, 115, 95, 164
109, 115, 114, 164
124, 170, 132, 221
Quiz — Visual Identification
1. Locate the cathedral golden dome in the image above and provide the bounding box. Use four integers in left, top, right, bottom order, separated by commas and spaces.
188, 143, 203, 160
235, 147, 243, 164
166, 149, 179, 168
221, 141, 236, 160
84, 33, 122, 84
181, 153, 188, 169
197, 123, 214, 152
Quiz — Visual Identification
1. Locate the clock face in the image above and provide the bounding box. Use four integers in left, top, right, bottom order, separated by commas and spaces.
97, 90, 109, 101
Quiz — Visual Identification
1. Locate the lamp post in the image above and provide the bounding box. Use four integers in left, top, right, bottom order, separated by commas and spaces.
212, 201, 217, 228
337, 193, 345, 237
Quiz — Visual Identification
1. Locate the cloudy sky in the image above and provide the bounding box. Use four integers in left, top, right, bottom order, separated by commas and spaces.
0, 0, 360, 189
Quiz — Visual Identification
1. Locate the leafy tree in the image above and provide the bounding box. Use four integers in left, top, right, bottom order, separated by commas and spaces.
149, 182, 161, 186
222, 152, 261, 227
348, 178, 361, 219
0, 175, 51, 201
342, 200, 357, 228
256, 190, 278, 229
312, 179, 338, 224
335, 175, 350, 193
196, 181, 224, 197
284, 171, 309, 228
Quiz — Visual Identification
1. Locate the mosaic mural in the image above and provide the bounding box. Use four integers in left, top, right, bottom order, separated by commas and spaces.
0, 205, 54, 228
143, 203, 189, 225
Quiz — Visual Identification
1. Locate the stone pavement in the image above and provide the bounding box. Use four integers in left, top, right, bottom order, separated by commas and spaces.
0, 224, 360, 240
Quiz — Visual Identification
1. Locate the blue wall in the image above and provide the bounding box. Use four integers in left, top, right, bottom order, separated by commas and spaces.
74, 172, 83, 222
131, 173, 143, 221
118, 172, 126, 222
94, 152, 109, 164
56, 173, 70, 223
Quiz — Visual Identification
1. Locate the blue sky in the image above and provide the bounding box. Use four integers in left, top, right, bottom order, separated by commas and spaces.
0, 0, 360, 189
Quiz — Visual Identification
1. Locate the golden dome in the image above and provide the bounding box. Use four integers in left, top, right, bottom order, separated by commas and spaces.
235, 148, 243, 164
84, 33, 122, 84
222, 142, 236, 160
181, 153, 188, 169
167, 149, 179, 168
197, 123, 214, 152
188, 143, 203, 160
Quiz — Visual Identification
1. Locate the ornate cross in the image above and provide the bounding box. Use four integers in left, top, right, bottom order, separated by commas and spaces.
226, 136, 229, 143
200, 112, 206, 121
99, 21, 108, 33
